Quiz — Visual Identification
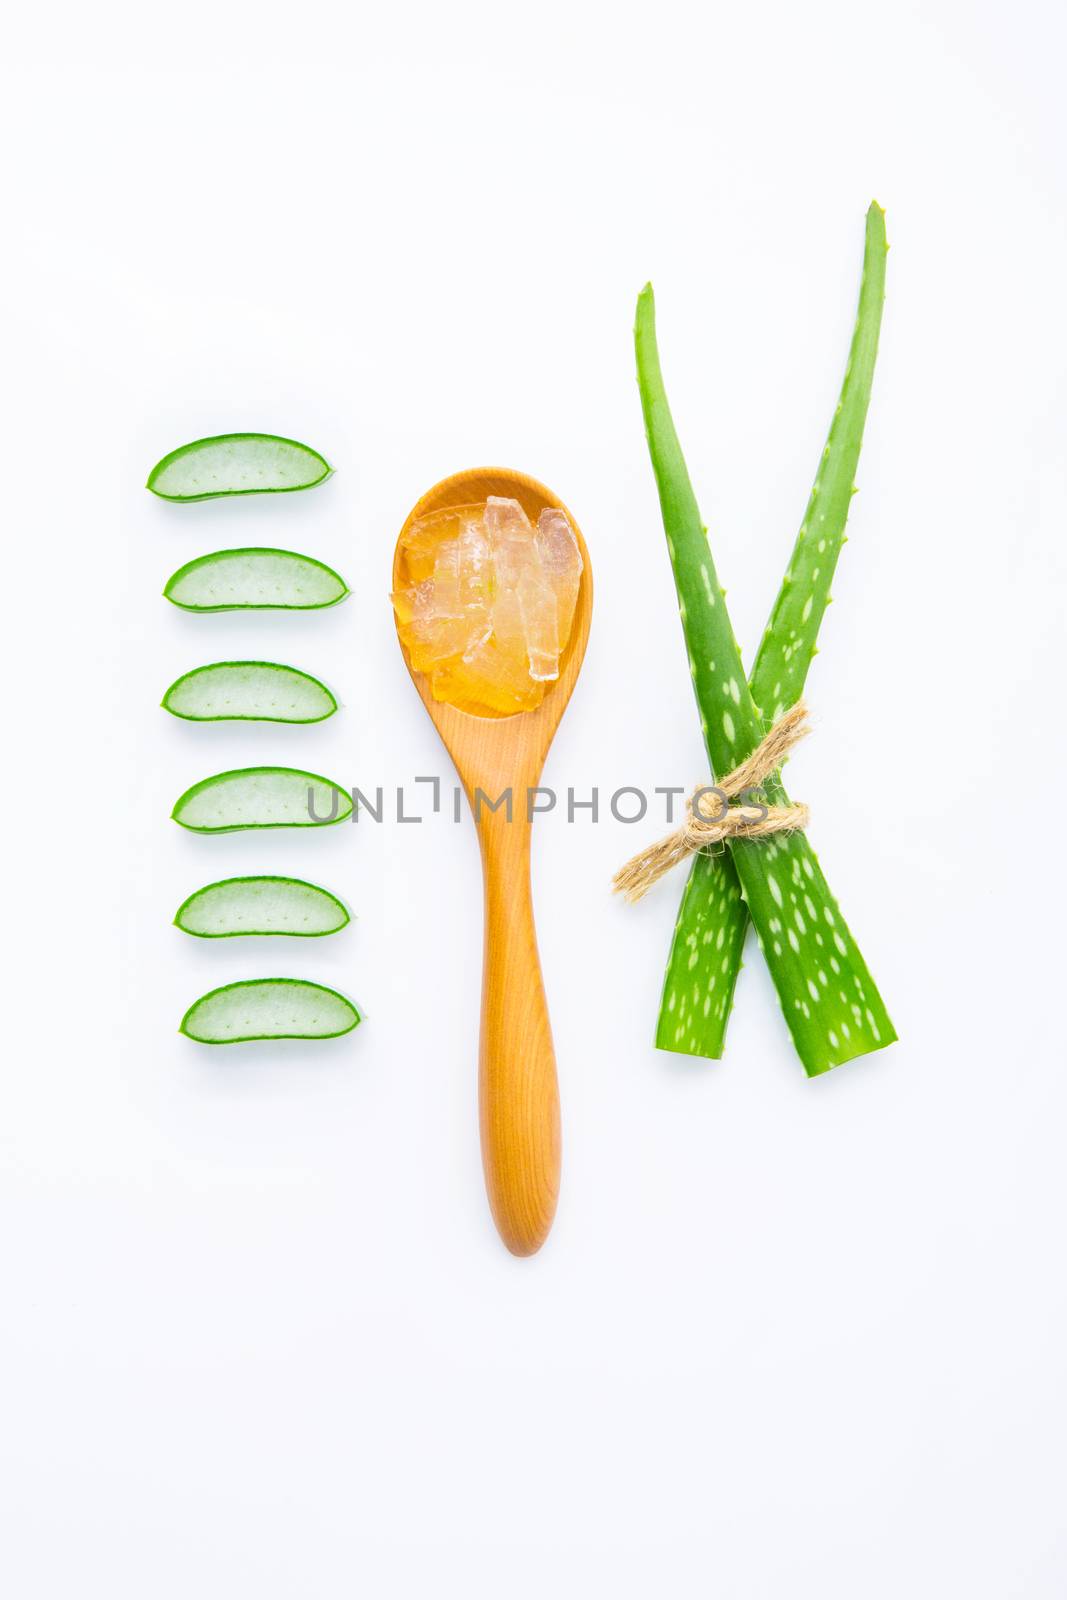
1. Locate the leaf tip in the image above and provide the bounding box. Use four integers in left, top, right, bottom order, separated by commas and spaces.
866, 199, 889, 252
634, 282, 655, 338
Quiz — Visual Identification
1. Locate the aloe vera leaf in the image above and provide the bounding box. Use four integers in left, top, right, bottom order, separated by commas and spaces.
751, 203, 888, 721
181, 979, 360, 1043
162, 661, 337, 723
657, 203, 889, 1060
655, 854, 751, 1057
164, 548, 348, 612
174, 876, 350, 937
172, 767, 352, 832
635, 282, 895, 1075
147, 433, 331, 500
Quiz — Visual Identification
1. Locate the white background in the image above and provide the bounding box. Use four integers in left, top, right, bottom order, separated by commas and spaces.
3, 2, 1066, 1594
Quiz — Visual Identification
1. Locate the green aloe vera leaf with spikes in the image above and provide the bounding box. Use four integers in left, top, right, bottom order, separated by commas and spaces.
657, 203, 890, 1060
752, 203, 888, 723
635, 271, 895, 1075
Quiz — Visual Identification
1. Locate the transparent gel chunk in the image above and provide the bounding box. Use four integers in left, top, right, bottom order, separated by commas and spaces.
394, 496, 583, 714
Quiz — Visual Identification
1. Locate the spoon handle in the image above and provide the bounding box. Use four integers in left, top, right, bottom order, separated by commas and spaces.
477, 806, 561, 1255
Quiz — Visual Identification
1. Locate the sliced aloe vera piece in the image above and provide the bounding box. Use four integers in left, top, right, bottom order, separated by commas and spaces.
181, 979, 360, 1043
147, 433, 331, 501
164, 548, 348, 612
175, 876, 350, 937
172, 767, 352, 832
162, 661, 337, 723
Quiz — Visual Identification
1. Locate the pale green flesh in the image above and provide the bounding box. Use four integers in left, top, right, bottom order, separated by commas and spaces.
635, 228, 895, 1076
148, 433, 330, 500
164, 548, 348, 611
175, 877, 349, 937
657, 204, 891, 1063
172, 767, 352, 832
181, 979, 360, 1043
163, 662, 336, 723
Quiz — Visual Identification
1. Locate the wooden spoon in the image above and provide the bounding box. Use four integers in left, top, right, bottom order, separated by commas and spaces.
392, 468, 592, 1256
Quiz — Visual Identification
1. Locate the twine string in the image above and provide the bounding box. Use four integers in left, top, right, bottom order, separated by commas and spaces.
612, 702, 812, 904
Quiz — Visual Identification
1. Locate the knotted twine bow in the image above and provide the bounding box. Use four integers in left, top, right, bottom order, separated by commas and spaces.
613, 702, 812, 903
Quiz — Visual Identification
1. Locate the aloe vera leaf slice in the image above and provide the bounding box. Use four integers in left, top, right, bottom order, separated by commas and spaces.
635, 278, 895, 1076
164, 548, 348, 612
181, 979, 360, 1043
162, 661, 337, 723
147, 433, 331, 501
657, 204, 889, 1061
175, 876, 350, 937
172, 767, 352, 832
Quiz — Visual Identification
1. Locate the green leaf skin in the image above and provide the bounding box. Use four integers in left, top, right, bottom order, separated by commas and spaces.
752, 203, 888, 724
172, 767, 353, 833
656, 851, 750, 1055
180, 979, 360, 1043
657, 203, 891, 1062
635, 275, 895, 1075
162, 661, 337, 723
147, 433, 331, 501
164, 548, 349, 612
174, 876, 350, 937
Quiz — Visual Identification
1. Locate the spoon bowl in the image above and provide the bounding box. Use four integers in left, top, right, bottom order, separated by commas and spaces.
393, 467, 592, 1255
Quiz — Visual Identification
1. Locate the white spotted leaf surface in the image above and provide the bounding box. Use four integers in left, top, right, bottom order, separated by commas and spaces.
636, 268, 895, 1074
656, 205, 890, 1063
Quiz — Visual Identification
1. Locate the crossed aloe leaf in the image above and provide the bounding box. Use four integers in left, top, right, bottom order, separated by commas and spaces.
636, 203, 896, 1075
